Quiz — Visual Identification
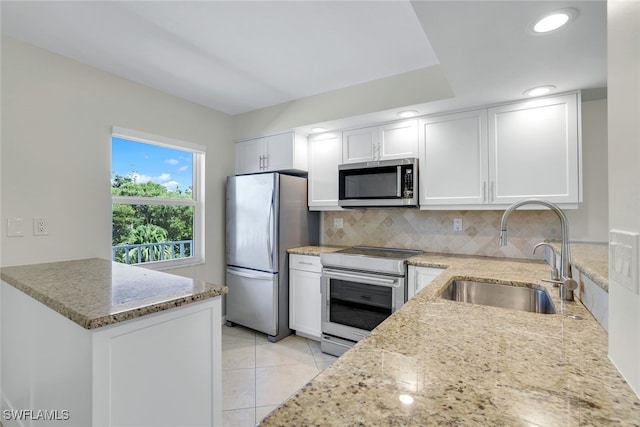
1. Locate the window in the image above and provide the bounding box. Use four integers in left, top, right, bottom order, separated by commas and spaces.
111, 127, 205, 268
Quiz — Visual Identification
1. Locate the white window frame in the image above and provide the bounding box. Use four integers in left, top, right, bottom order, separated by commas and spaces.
111, 126, 205, 270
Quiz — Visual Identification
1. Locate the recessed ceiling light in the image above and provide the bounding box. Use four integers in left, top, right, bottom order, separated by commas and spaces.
531, 8, 577, 34
397, 110, 418, 118
311, 127, 327, 133
523, 85, 556, 97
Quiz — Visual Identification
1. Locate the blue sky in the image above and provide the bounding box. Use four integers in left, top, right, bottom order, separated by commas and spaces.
111, 137, 193, 192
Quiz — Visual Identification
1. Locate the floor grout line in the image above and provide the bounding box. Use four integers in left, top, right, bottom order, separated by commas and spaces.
222, 326, 337, 427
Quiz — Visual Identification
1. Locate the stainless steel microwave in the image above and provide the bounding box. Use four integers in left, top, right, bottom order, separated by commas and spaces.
338, 158, 418, 207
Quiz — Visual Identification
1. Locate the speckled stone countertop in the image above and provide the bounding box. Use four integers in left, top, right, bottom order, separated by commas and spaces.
262, 251, 640, 426
0, 258, 227, 329
287, 245, 346, 256
547, 241, 609, 291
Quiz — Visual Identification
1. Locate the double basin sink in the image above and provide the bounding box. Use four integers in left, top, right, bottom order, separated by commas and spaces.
440, 279, 556, 314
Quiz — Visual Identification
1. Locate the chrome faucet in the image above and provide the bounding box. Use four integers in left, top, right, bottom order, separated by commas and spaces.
532, 242, 560, 283
499, 198, 577, 301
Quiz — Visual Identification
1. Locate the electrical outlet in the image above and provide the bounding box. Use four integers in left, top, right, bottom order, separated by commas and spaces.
33, 217, 48, 236
334, 218, 344, 229
610, 230, 639, 294
453, 218, 463, 231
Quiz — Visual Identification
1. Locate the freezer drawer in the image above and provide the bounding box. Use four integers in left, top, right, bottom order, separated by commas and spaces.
226, 267, 278, 336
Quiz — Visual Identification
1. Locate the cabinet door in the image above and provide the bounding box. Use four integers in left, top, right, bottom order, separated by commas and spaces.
378, 119, 418, 160
235, 138, 265, 175
289, 268, 322, 340
419, 110, 488, 206
263, 133, 294, 172
407, 265, 445, 299
342, 126, 377, 163
488, 93, 579, 204
308, 132, 343, 210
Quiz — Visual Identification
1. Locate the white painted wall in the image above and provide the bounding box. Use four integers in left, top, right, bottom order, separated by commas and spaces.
0, 36, 234, 285
566, 98, 609, 242
232, 66, 453, 140
607, 0, 640, 397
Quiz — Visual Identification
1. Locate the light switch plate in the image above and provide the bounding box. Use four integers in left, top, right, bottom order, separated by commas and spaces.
334, 218, 344, 229
7, 217, 25, 237
610, 230, 639, 295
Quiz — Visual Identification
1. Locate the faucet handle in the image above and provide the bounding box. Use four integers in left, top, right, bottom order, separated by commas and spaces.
560, 278, 578, 301
532, 242, 560, 281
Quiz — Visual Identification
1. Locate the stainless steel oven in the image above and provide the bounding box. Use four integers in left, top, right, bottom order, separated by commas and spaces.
319, 246, 422, 357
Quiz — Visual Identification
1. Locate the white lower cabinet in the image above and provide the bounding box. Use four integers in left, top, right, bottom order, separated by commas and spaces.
289, 254, 322, 340
1, 281, 223, 427
407, 265, 445, 299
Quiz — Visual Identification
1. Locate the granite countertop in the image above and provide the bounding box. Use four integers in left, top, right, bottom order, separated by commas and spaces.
262, 250, 640, 425
287, 245, 347, 256
0, 258, 227, 329
547, 241, 609, 291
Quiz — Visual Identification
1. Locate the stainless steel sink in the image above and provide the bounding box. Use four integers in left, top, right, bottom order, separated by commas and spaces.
440, 280, 556, 314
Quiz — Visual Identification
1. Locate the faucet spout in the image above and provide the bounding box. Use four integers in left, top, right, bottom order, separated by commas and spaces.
499, 198, 572, 281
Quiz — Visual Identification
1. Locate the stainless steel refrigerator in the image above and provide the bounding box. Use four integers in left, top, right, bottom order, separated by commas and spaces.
225, 173, 318, 342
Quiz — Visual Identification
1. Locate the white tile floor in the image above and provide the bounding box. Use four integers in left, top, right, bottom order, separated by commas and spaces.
221, 325, 337, 427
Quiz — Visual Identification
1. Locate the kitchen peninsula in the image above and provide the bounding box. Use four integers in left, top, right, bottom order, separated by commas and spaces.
1, 258, 227, 427
264, 250, 640, 425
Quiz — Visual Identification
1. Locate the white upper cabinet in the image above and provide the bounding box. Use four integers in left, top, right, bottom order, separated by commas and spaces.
418, 92, 581, 209
342, 120, 418, 164
378, 120, 419, 160
235, 137, 265, 175
342, 126, 377, 163
488, 93, 580, 205
235, 132, 308, 175
308, 132, 343, 210
419, 109, 488, 206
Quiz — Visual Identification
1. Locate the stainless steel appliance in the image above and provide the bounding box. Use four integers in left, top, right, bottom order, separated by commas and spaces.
319, 246, 422, 356
226, 173, 318, 342
338, 158, 418, 208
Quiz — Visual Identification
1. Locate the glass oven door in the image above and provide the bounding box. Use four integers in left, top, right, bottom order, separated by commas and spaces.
321, 268, 405, 343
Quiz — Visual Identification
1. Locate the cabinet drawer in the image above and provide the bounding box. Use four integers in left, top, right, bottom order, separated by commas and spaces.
289, 254, 322, 273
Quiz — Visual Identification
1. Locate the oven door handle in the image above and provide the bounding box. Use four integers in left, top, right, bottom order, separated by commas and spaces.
323, 270, 399, 287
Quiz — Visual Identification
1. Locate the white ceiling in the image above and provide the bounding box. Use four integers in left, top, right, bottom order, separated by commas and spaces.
1, 0, 606, 119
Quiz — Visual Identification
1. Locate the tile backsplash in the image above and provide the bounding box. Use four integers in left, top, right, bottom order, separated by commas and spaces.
322, 209, 563, 259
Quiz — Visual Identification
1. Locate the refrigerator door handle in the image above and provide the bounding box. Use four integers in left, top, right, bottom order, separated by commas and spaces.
267, 188, 275, 270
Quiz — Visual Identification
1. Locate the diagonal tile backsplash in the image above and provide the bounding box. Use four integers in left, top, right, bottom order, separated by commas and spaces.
322, 209, 562, 259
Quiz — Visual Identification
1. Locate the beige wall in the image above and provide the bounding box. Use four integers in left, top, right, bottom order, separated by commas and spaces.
322, 98, 609, 257
232, 66, 453, 140
0, 37, 234, 285
607, 0, 640, 397
566, 99, 609, 242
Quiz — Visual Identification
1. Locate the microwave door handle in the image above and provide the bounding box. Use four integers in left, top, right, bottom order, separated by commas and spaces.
396, 166, 402, 197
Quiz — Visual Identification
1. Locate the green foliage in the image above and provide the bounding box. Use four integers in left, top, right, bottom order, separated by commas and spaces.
122, 224, 172, 263
111, 174, 193, 252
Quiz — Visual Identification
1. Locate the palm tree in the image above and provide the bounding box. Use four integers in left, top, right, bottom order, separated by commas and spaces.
122, 224, 171, 263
